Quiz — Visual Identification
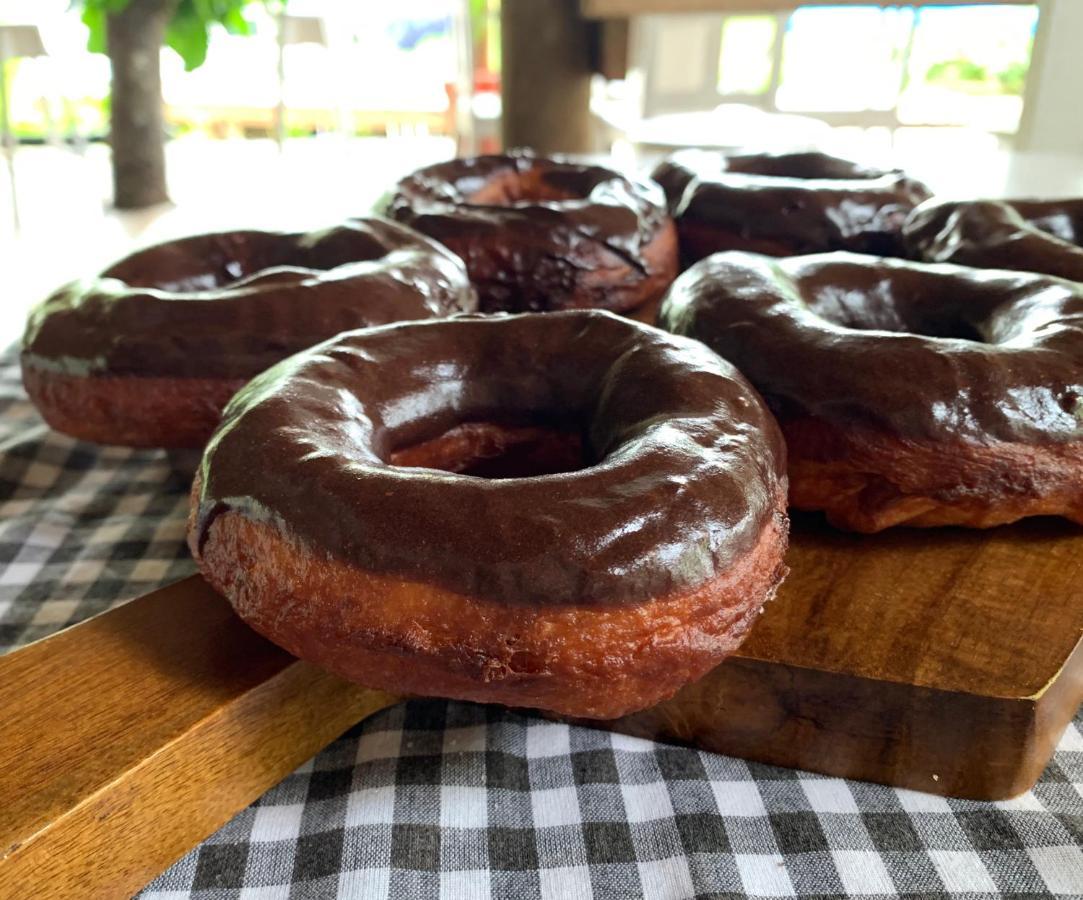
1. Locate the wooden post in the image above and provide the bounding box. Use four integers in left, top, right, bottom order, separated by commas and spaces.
501, 0, 594, 153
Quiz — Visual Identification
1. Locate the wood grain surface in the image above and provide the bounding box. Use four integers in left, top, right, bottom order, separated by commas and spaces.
603, 513, 1083, 799
0, 576, 396, 900
1, 515, 1080, 896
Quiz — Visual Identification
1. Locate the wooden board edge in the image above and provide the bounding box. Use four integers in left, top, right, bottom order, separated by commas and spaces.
1, 660, 398, 899
598, 646, 1083, 800
732, 639, 1083, 704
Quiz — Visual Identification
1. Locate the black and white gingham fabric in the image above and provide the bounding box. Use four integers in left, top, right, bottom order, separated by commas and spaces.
2, 351, 1081, 899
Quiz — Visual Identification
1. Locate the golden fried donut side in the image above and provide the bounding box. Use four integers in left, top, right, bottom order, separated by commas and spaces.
22, 369, 246, 449
191, 496, 788, 720
782, 418, 1083, 532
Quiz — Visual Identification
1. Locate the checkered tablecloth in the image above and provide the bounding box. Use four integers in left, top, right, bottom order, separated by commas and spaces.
1, 352, 1081, 900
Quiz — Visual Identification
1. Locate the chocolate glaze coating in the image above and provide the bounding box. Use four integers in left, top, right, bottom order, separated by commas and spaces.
1010, 198, 1083, 244
385, 154, 676, 313
22, 218, 476, 379
658, 251, 1083, 446
192, 310, 787, 606
904, 197, 1083, 282
651, 150, 931, 261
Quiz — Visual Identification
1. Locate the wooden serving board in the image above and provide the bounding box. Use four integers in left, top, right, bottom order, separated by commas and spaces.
1, 516, 1081, 897
608, 513, 1083, 800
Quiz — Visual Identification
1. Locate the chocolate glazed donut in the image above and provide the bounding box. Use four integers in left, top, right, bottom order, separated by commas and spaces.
652, 150, 931, 264
385, 153, 678, 315
904, 197, 1083, 282
659, 251, 1083, 532
21, 218, 476, 448
189, 311, 789, 719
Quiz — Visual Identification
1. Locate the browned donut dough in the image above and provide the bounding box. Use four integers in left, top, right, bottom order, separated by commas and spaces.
652, 150, 931, 264
659, 251, 1083, 532
21, 218, 476, 448
385, 153, 678, 314
904, 197, 1083, 282
190, 311, 789, 719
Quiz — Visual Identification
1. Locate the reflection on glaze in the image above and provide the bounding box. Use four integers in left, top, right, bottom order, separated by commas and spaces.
659, 251, 1083, 444
194, 311, 787, 606
21, 218, 477, 378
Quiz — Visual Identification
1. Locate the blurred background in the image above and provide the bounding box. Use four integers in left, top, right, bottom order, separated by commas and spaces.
1, 0, 1081, 342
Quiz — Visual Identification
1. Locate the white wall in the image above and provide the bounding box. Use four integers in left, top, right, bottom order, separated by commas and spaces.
1017, 0, 1083, 154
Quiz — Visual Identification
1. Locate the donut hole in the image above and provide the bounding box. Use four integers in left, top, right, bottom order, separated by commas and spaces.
1059, 390, 1082, 417
804, 285, 988, 343
723, 152, 882, 181
389, 421, 592, 479
155, 263, 304, 293
109, 242, 303, 293
890, 316, 986, 343
104, 227, 395, 293
464, 167, 583, 206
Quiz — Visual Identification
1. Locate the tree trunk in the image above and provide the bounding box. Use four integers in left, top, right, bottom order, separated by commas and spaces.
106, 0, 177, 209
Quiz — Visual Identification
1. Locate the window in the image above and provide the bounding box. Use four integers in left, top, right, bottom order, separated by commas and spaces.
717, 15, 777, 97
775, 6, 914, 113
898, 4, 1037, 133
709, 3, 1039, 134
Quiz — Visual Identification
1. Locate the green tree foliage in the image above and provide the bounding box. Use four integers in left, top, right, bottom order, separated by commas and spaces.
77, 0, 260, 72
926, 54, 1032, 97
997, 61, 1028, 97
926, 59, 989, 85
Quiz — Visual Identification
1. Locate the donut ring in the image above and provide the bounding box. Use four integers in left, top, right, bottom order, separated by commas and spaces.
385, 153, 678, 314
652, 150, 931, 264
189, 311, 789, 719
904, 197, 1083, 282
659, 251, 1083, 532
21, 218, 475, 449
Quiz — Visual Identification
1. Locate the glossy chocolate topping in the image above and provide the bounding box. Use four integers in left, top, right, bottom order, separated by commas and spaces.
385, 153, 674, 312
904, 198, 1083, 282
192, 311, 787, 606
1010, 198, 1083, 244
651, 150, 931, 259
22, 218, 476, 379
659, 251, 1083, 445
